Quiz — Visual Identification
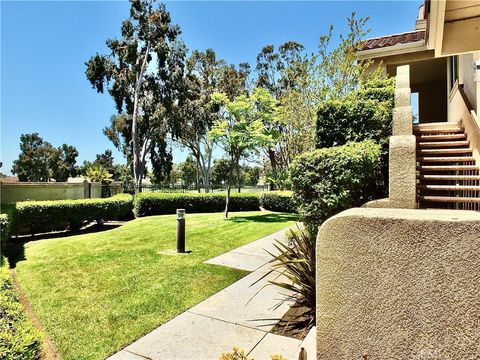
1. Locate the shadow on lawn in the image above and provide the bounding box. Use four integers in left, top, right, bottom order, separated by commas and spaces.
228, 213, 298, 223
5, 222, 123, 268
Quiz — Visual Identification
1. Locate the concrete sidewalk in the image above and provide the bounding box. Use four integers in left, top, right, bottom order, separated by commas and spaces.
108, 226, 314, 360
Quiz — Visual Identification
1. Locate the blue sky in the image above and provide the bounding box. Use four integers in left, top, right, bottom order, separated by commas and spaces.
1, 1, 421, 175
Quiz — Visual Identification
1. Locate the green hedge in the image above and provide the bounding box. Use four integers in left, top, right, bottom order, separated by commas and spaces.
260, 191, 296, 213
0, 257, 43, 359
316, 79, 394, 149
290, 140, 383, 229
134, 192, 260, 217
0, 214, 10, 250
8, 194, 133, 236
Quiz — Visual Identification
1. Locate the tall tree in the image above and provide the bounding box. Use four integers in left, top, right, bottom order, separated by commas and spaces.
12, 133, 78, 182
210, 88, 276, 217
86, 0, 186, 193
177, 155, 198, 186
211, 158, 232, 186
255, 41, 305, 171
50, 144, 79, 182
94, 150, 115, 175
178, 49, 225, 192
218, 63, 250, 100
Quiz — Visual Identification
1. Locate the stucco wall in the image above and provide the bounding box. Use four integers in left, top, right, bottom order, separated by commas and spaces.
0, 182, 102, 203
459, 51, 480, 115
316, 207, 480, 359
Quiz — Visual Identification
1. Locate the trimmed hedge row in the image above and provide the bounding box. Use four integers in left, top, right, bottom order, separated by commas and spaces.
260, 191, 297, 213
8, 194, 133, 236
0, 257, 43, 359
134, 192, 260, 217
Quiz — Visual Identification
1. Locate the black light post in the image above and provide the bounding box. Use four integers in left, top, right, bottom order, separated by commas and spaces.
176, 209, 185, 253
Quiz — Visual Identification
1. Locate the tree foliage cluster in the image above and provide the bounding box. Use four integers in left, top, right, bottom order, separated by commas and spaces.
11, 133, 78, 182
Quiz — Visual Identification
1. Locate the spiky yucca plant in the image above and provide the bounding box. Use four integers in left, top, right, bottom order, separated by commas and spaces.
254, 227, 316, 327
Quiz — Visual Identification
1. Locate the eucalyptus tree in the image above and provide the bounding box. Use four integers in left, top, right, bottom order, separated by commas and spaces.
85, 0, 186, 192
177, 49, 226, 192
210, 88, 277, 218
255, 41, 306, 172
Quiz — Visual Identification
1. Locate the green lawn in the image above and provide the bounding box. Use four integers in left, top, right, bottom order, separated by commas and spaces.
14, 211, 296, 360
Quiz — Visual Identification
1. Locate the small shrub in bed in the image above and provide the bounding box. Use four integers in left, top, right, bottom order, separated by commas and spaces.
133, 192, 260, 217
260, 191, 296, 213
0, 257, 43, 359
8, 194, 133, 236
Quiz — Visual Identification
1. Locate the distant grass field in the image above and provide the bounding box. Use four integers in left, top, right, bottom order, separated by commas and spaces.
14, 211, 297, 360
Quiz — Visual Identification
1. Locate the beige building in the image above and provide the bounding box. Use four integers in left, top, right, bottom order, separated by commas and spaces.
315, 2, 480, 359
358, 0, 480, 124
357, 0, 480, 210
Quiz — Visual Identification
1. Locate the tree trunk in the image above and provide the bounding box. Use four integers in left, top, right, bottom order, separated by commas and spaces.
196, 166, 201, 193
268, 148, 277, 172
204, 172, 210, 194
225, 161, 235, 218
131, 43, 150, 195
236, 162, 241, 193
225, 183, 230, 218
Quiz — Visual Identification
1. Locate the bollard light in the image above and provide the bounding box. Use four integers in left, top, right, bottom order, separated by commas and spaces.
176, 209, 186, 253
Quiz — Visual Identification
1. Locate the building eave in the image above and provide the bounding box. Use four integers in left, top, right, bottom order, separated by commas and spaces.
357, 40, 428, 60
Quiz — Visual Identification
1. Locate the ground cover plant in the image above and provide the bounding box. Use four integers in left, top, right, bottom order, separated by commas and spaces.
14, 211, 297, 360
0, 257, 42, 360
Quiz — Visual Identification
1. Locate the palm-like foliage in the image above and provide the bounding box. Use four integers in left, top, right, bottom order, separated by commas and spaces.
253, 227, 316, 328
84, 164, 113, 184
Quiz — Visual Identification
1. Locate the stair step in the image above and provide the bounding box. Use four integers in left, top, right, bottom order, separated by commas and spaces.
414, 122, 462, 128
418, 196, 480, 203
414, 127, 464, 134
418, 165, 479, 171
418, 175, 480, 181
417, 134, 466, 141
418, 156, 476, 163
417, 148, 473, 155
417, 140, 470, 148
418, 185, 480, 191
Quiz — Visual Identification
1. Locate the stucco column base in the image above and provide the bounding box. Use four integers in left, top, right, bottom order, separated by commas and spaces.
316, 207, 480, 360
389, 135, 417, 209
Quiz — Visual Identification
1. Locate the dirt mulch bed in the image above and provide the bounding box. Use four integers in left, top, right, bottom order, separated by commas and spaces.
271, 304, 314, 340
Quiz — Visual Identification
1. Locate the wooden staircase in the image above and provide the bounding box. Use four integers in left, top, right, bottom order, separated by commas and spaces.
415, 121, 480, 210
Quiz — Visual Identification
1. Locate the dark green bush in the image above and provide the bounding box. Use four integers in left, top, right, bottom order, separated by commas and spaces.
316, 79, 394, 149
0, 257, 43, 359
290, 140, 383, 229
260, 191, 296, 213
134, 192, 260, 217
0, 214, 10, 249
8, 194, 133, 236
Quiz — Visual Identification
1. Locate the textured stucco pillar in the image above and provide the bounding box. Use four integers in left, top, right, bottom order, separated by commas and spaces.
388, 135, 417, 209
393, 106, 413, 135
316, 208, 480, 359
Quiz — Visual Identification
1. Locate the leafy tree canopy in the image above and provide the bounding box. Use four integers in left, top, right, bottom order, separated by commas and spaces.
11, 133, 78, 182
86, 0, 186, 192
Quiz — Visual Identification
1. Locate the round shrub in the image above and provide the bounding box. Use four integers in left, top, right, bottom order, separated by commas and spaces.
290, 140, 383, 229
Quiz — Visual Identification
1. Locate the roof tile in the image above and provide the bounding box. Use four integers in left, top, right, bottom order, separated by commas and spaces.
360, 30, 426, 51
